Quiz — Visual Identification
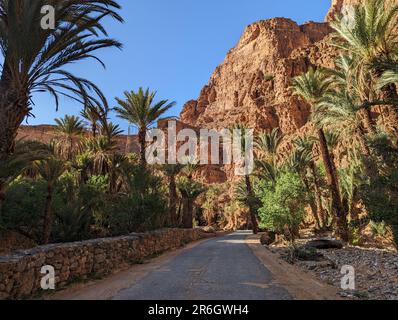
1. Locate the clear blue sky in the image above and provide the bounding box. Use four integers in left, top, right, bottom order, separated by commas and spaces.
30, 0, 331, 132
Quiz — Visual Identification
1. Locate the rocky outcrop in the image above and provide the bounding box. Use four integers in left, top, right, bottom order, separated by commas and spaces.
178, 17, 339, 183
181, 19, 333, 135
0, 228, 213, 300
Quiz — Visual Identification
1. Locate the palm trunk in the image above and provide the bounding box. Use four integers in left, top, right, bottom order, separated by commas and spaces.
245, 175, 259, 234
42, 184, 54, 245
302, 175, 321, 229
0, 83, 30, 160
361, 108, 376, 135
168, 175, 178, 226
310, 162, 326, 228
317, 128, 348, 241
138, 127, 147, 166
182, 196, 192, 229
92, 122, 97, 138
0, 183, 6, 217
375, 71, 398, 138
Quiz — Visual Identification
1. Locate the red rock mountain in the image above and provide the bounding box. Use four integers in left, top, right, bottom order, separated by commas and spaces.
17, 1, 393, 183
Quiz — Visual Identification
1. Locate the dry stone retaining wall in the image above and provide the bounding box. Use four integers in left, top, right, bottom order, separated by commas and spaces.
0, 228, 212, 300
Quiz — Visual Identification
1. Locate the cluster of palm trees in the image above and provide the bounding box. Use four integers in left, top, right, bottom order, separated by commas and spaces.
0, 84, 210, 244
241, 0, 398, 243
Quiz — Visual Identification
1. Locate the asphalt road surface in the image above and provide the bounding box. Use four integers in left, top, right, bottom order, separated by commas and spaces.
113, 231, 292, 300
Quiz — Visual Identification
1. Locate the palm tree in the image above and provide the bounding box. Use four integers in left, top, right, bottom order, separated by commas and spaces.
163, 164, 184, 226
331, 0, 398, 136
81, 104, 107, 138
293, 136, 326, 229
0, 140, 49, 213
54, 115, 85, 161
292, 68, 348, 241
231, 125, 259, 234
115, 88, 176, 166
177, 176, 205, 229
0, 0, 123, 160
255, 128, 283, 165
35, 157, 65, 244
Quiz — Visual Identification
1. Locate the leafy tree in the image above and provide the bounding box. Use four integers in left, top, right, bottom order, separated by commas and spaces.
258, 171, 307, 243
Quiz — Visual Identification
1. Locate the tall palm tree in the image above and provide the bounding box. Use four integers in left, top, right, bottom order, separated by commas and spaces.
177, 176, 205, 229
81, 104, 107, 138
293, 136, 326, 229
255, 128, 283, 165
115, 88, 176, 166
0, 0, 123, 160
163, 164, 184, 226
231, 125, 259, 234
331, 0, 398, 136
35, 157, 65, 244
292, 67, 348, 241
54, 115, 85, 161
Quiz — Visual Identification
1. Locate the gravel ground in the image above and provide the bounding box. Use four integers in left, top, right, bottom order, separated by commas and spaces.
272, 245, 398, 300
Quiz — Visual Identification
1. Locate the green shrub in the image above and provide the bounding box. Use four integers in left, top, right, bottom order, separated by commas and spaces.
258, 171, 307, 242
2, 179, 48, 241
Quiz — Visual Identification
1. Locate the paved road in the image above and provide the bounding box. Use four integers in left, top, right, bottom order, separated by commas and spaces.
113, 231, 292, 300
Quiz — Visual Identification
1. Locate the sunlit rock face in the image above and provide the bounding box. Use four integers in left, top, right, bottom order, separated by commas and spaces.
181, 18, 333, 135
179, 16, 339, 182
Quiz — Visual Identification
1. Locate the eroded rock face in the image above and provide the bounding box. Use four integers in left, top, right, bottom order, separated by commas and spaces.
178, 17, 339, 183
181, 19, 333, 135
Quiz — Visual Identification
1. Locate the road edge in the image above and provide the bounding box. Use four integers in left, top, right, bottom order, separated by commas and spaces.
246, 233, 343, 300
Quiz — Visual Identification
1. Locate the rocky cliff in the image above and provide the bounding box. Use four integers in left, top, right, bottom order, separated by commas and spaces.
180, 18, 335, 136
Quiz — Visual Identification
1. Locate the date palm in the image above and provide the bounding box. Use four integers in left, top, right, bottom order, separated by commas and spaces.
331, 0, 398, 135
54, 115, 85, 161
177, 176, 205, 229
115, 88, 176, 166
0, 0, 123, 159
163, 164, 184, 226
231, 125, 259, 234
292, 67, 348, 241
293, 136, 326, 229
35, 156, 65, 244
81, 104, 107, 138
255, 128, 283, 165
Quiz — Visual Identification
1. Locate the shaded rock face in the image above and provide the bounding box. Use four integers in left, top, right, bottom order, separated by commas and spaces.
181, 19, 333, 135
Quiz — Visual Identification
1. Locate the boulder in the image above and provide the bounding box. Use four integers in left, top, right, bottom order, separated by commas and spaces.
305, 239, 344, 250
260, 231, 276, 246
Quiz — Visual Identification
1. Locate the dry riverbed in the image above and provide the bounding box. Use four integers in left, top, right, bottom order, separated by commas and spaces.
269, 243, 398, 300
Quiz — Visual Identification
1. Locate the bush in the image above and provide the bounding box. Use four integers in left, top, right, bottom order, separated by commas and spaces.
258, 171, 307, 242
2, 179, 48, 241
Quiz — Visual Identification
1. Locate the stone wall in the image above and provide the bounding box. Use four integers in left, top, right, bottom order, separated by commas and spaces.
0, 228, 213, 300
